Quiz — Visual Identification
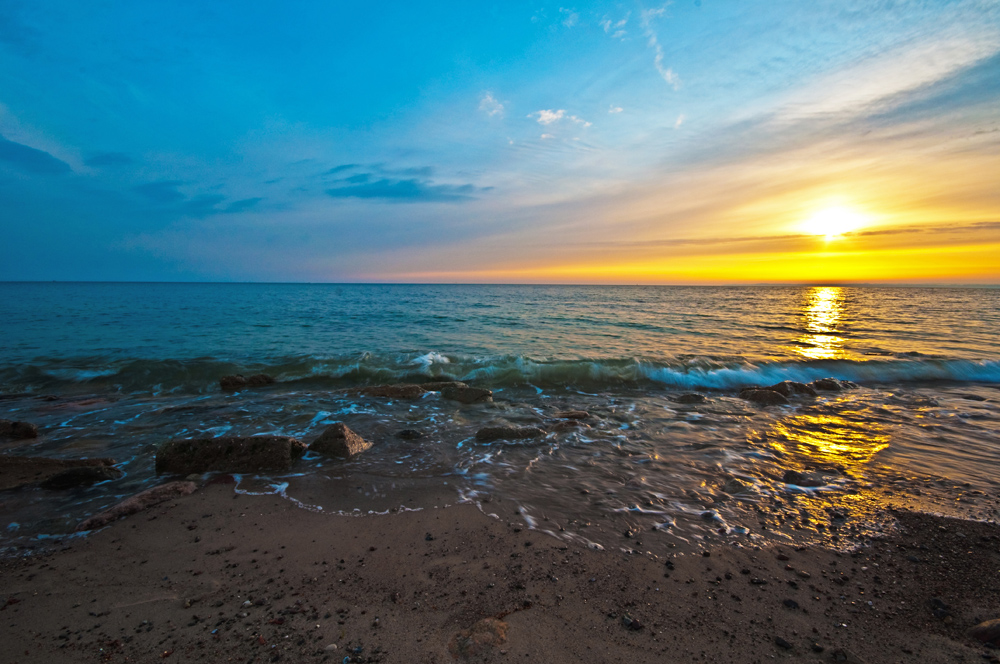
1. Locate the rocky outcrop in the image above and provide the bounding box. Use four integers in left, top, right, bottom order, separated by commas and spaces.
441, 386, 493, 404
766, 381, 817, 397
0, 455, 116, 491
810, 377, 854, 391
155, 436, 306, 474
310, 423, 373, 457
0, 419, 39, 440
739, 388, 789, 406
39, 465, 123, 490
76, 481, 197, 531
475, 426, 545, 442
674, 393, 708, 404
219, 374, 275, 390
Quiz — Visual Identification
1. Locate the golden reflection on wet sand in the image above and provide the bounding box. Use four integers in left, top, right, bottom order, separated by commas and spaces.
796, 286, 847, 360
769, 411, 890, 469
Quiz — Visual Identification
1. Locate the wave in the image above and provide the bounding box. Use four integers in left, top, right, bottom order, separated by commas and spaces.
0, 353, 998, 396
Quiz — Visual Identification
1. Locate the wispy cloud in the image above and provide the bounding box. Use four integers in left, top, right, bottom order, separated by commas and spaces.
0, 135, 71, 174
325, 170, 490, 203
609, 106, 623, 114
641, 7, 680, 90
600, 12, 629, 39
530, 109, 591, 127
479, 92, 504, 118
559, 8, 579, 28
674, 114, 685, 128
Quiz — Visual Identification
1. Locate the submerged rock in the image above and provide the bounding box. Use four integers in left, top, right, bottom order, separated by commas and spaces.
356, 384, 427, 399
0, 455, 116, 491
396, 428, 424, 440
76, 481, 197, 531
420, 381, 468, 391
554, 410, 590, 419
552, 420, 590, 432
475, 426, 545, 442
811, 377, 849, 391
674, 393, 708, 404
219, 373, 275, 390
767, 381, 817, 397
39, 465, 123, 490
969, 618, 1000, 646
783, 469, 828, 488
722, 477, 750, 494
156, 435, 306, 474
739, 389, 789, 406
0, 419, 39, 440
310, 423, 373, 457
441, 386, 493, 404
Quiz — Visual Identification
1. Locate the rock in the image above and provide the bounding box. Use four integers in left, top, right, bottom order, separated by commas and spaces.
246, 373, 275, 387
219, 374, 248, 390
39, 465, 123, 489
310, 423, 373, 458
441, 386, 493, 404
674, 393, 708, 404
775, 636, 792, 649
475, 426, 545, 442
767, 381, 817, 397
722, 478, 749, 494
783, 599, 799, 609
811, 377, 846, 391
420, 381, 468, 391
831, 648, 867, 663
552, 420, 590, 432
740, 388, 789, 406
783, 470, 828, 487
622, 613, 643, 630
0, 419, 39, 440
76, 481, 197, 531
969, 618, 1000, 646
448, 617, 508, 659
929, 597, 951, 620
0, 455, 116, 491
554, 410, 590, 419
155, 436, 306, 474
356, 384, 427, 399
396, 429, 424, 440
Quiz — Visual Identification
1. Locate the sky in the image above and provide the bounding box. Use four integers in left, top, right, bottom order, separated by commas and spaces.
0, 0, 998, 284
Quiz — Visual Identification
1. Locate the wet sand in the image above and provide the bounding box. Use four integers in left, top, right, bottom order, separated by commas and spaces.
2, 481, 1000, 664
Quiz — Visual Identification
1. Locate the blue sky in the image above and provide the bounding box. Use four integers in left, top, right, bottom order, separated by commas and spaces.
1, 0, 998, 282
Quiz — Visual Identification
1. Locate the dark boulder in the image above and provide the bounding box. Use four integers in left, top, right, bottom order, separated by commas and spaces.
475, 426, 545, 442
246, 373, 275, 387
783, 469, 828, 488
969, 619, 1000, 646
396, 429, 424, 440
310, 423, 373, 457
220, 374, 275, 390
77, 481, 197, 531
767, 381, 817, 397
0, 419, 39, 440
441, 386, 493, 404
156, 435, 306, 474
0, 455, 116, 491
810, 377, 849, 391
674, 393, 708, 404
356, 384, 427, 399
740, 388, 789, 406
40, 465, 123, 490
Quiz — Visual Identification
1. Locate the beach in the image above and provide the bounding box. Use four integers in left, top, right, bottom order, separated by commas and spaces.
2, 479, 1000, 664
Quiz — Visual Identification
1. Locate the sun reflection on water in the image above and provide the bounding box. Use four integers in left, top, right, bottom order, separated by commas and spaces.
797, 286, 847, 360
769, 411, 890, 469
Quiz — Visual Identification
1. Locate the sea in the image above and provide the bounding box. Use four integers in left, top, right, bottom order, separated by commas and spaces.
1, 283, 999, 555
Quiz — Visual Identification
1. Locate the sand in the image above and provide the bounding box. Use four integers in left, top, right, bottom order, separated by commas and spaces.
2, 479, 1000, 664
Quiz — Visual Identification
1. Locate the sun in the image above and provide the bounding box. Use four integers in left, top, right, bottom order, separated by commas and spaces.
800, 206, 869, 240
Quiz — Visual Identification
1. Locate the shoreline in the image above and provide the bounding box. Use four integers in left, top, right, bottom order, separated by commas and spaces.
2, 481, 999, 664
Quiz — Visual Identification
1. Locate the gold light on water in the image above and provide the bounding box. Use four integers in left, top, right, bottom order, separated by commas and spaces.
797, 286, 847, 360
768, 412, 890, 469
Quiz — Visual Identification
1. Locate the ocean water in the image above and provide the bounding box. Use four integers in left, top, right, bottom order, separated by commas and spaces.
1, 283, 999, 553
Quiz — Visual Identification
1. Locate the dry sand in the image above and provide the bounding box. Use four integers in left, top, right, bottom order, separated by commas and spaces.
2, 480, 1000, 664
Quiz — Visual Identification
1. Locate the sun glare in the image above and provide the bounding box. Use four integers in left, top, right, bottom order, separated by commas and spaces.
800, 206, 868, 240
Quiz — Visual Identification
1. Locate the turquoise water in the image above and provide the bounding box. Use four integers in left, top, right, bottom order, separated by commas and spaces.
1, 283, 999, 553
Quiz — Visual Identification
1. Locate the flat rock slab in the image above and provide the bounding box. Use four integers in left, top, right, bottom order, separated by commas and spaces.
969, 618, 1000, 646
441, 386, 493, 404
355, 384, 427, 399
554, 410, 590, 419
0, 455, 116, 491
39, 465, 123, 490
674, 393, 708, 404
76, 481, 197, 531
156, 436, 305, 474
0, 419, 39, 440
476, 426, 546, 442
310, 423, 373, 457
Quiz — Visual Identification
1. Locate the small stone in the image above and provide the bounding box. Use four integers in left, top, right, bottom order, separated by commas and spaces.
396, 429, 424, 440
811, 643, 824, 653
310, 423, 373, 458
775, 636, 792, 649
621, 613, 643, 631
554, 410, 590, 419
783, 599, 799, 609
323, 644, 338, 652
